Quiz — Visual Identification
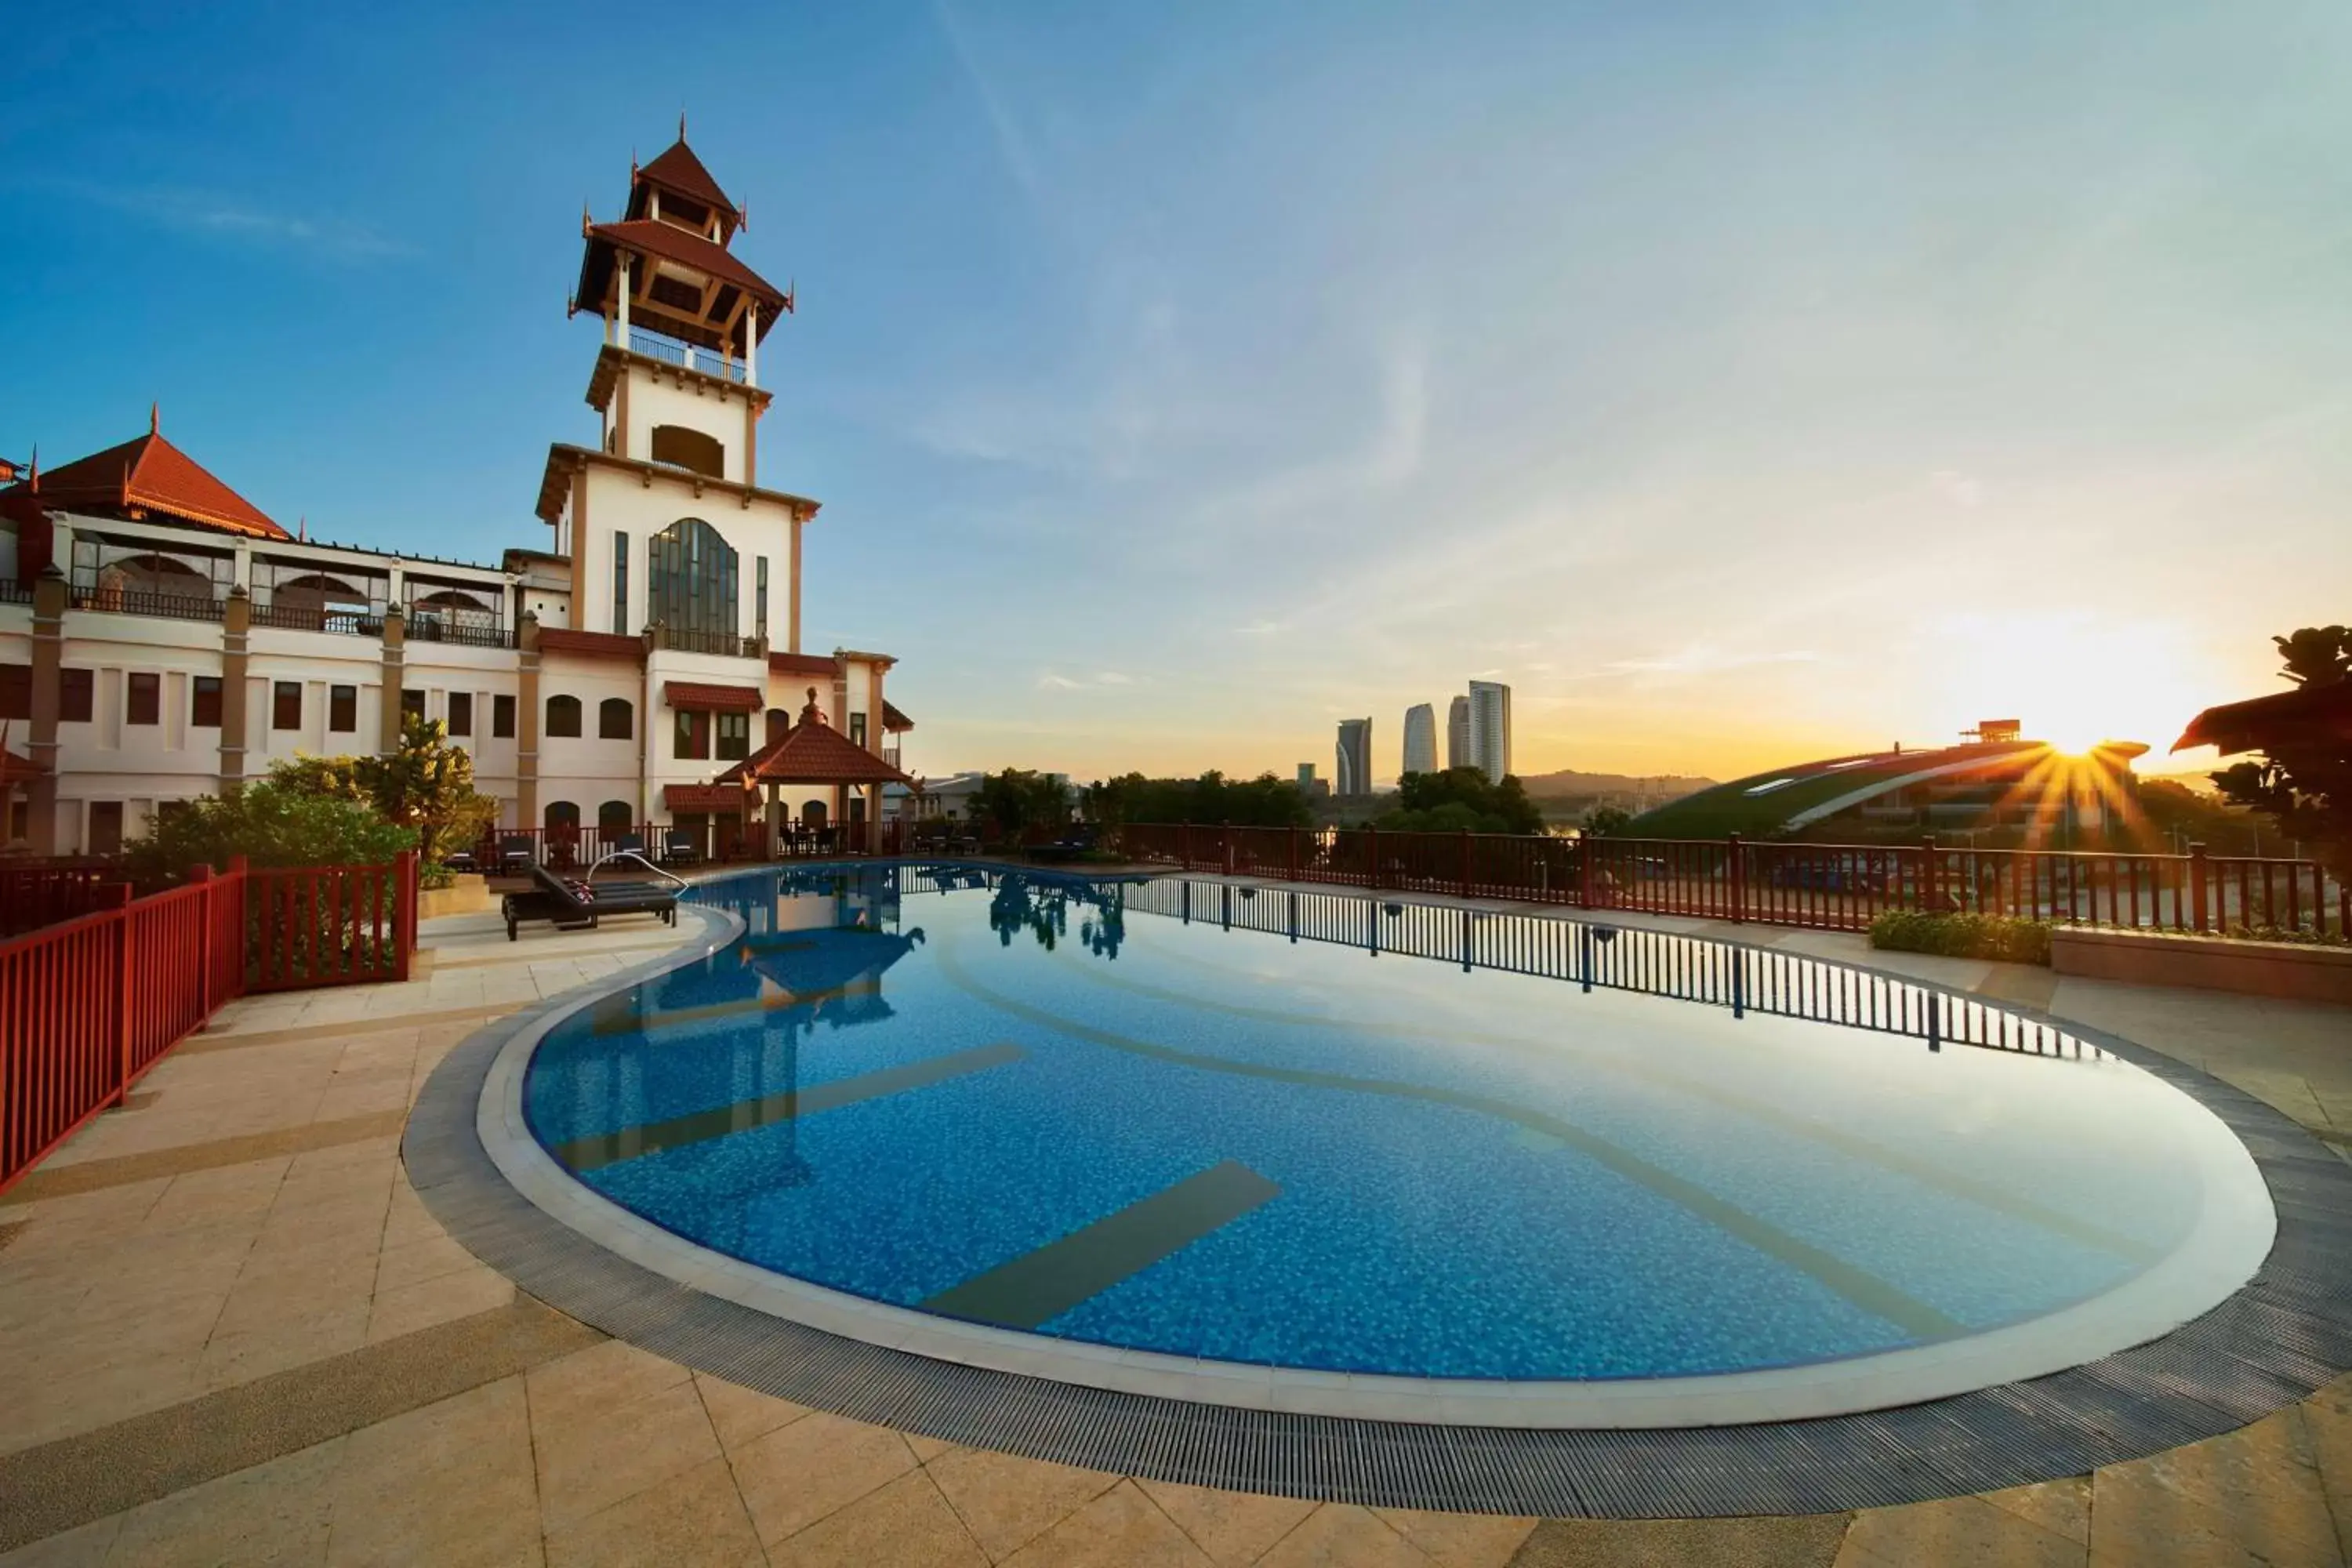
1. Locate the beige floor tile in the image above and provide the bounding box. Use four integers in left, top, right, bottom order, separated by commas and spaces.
1000, 1480, 1217, 1567
543, 1455, 761, 1568
2305, 1394, 2352, 1562
2091, 1414, 2345, 1568
197, 1298, 372, 1391
693, 1371, 813, 1451
372, 1232, 484, 1294
365, 1262, 515, 1342
768, 1469, 986, 1568
528, 1339, 694, 1429
1254, 1504, 1425, 1568
535, 1378, 722, 1530
925, 1445, 1123, 1559
1980, 1475, 2092, 1546
109, 1437, 347, 1567
1837, 1494, 2082, 1567
1373, 1507, 1539, 1567
902, 1431, 960, 1464
1131, 1480, 1321, 1566
1508, 1514, 1853, 1567
330, 1380, 542, 1567
730, 1410, 918, 1544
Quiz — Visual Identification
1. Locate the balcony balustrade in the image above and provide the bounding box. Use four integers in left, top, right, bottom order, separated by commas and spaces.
629, 328, 746, 383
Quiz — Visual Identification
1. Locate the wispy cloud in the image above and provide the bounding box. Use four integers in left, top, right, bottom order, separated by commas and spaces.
54, 180, 412, 262
1037, 670, 1139, 691
1599, 646, 1825, 677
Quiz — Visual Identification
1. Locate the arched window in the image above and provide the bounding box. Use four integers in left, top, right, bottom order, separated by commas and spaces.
647, 519, 739, 637
544, 801, 580, 830
597, 800, 634, 837
800, 798, 828, 828
598, 698, 633, 740
546, 695, 582, 738
649, 425, 724, 479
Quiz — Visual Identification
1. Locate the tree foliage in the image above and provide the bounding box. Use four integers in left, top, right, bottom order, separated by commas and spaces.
267, 716, 498, 865
1085, 771, 1311, 829
2209, 625, 2352, 882
1580, 804, 1635, 839
1374, 768, 1547, 836
123, 782, 416, 886
971, 768, 1073, 841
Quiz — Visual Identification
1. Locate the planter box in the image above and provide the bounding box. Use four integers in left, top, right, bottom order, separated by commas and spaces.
2052, 926, 2352, 1005
417, 878, 494, 921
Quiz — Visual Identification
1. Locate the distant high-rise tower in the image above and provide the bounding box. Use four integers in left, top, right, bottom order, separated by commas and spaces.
1401, 704, 1437, 776
1297, 762, 1317, 789
1446, 695, 1471, 771
1335, 719, 1372, 797
1467, 681, 1512, 784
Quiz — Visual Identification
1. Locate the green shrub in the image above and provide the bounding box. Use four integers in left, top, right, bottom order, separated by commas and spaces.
1869, 909, 2053, 965
123, 781, 418, 887
2218, 922, 2352, 948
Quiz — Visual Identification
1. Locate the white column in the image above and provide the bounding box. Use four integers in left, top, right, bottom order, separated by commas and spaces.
617, 259, 631, 343
745, 303, 758, 388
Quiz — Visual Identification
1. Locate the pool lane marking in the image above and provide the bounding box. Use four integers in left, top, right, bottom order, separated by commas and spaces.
931, 939, 1963, 1341
1065, 942, 2163, 1266
549, 1040, 1026, 1173
922, 1161, 1283, 1330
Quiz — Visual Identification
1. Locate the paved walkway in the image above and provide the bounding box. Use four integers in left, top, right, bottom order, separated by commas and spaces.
1, 892, 2348, 1566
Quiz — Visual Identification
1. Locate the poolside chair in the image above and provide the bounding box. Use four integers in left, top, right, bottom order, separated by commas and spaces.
497, 835, 534, 875
503, 862, 678, 942
662, 832, 700, 867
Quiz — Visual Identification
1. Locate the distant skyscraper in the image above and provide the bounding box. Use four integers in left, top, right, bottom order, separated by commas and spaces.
1297, 762, 1317, 789
1401, 704, 1437, 776
1468, 681, 1512, 784
1446, 695, 1470, 771
1335, 719, 1372, 797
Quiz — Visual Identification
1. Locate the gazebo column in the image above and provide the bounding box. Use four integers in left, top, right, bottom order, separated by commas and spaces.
765, 782, 783, 858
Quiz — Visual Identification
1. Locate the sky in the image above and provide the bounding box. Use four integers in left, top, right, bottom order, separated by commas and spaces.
5, 2, 2349, 786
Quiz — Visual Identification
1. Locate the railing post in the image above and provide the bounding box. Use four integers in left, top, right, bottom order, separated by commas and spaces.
101, 883, 133, 1105
1577, 832, 1595, 908
2189, 841, 2209, 933
1458, 829, 1472, 900
1726, 833, 1745, 923
1367, 825, 1380, 891
1287, 826, 1300, 884
227, 856, 249, 997
1920, 835, 1940, 913
1221, 822, 1232, 877
187, 864, 216, 1014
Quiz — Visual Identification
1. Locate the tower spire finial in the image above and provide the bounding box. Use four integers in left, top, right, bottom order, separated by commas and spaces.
27, 444, 37, 492
150, 401, 159, 436
680, 109, 688, 141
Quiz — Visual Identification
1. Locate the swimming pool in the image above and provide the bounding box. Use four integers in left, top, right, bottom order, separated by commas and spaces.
512, 862, 2271, 1421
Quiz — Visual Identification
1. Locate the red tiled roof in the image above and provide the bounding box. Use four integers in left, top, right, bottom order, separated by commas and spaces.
664, 681, 763, 713
718, 716, 911, 787
3, 428, 288, 539
637, 140, 739, 223
768, 652, 838, 679
664, 782, 752, 811
2176, 681, 2352, 754
575, 220, 786, 356
536, 627, 643, 662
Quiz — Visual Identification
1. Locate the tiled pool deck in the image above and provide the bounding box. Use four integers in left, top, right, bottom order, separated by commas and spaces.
2, 878, 2350, 1566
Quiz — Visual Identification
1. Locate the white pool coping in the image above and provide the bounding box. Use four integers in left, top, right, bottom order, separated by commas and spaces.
476, 905, 2278, 1429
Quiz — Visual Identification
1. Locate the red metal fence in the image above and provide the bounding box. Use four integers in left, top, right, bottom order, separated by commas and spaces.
0, 860, 122, 938
1108, 826, 2350, 939
0, 852, 418, 1196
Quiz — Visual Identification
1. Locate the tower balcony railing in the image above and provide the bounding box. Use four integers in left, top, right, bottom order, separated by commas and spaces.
648, 623, 764, 659
628, 328, 746, 384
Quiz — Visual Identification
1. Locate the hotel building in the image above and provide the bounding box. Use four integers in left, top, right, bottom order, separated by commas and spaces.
0, 133, 912, 857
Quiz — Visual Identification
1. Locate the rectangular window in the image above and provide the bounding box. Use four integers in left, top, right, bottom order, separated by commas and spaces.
673, 710, 711, 760
755, 557, 769, 641
613, 530, 630, 635
401, 688, 425, 724
273, 681, 302, 730
126, 672, 160, 726
716, 711, 750, 760
329, 684, 358, 733
492, 694, 516, 739
849, 712, 868, 748
192, 676, 223, 728
61, 668, 93, 724
88, 802, 124, 857
0, 663, 28, 720
448, 691, 473, 738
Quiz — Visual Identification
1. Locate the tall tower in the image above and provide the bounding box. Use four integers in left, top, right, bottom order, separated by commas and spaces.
1401, 703, 1437, 776
541, 130, 815, 648
1446, 695, 1470, 771
1468, 681, 1512, 784
1335, 718, 1372, 797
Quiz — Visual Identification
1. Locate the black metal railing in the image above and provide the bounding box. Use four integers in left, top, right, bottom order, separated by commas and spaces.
653, 625, 756, 657
250, 599, 379, 635
405, 614, 514, 648
70, 588, 224, 623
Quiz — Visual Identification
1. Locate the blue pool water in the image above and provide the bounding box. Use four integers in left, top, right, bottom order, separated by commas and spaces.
520, 863, 2257, 1382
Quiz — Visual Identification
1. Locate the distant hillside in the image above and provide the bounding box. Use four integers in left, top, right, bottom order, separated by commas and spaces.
1518, 769, 1717, 801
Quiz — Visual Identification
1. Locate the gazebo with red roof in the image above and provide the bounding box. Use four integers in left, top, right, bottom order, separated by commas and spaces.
702, 688, 911, 855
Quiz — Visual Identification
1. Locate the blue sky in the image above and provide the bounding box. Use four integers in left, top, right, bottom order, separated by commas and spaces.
6, 2, 2350, 782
